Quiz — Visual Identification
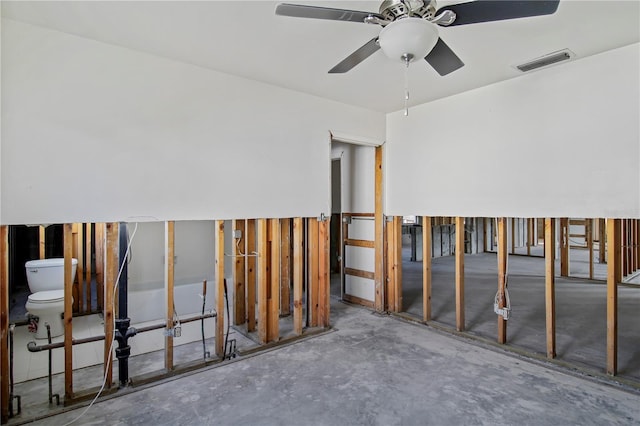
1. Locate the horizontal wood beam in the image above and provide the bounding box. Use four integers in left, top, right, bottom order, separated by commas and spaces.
344, 267, 375, 280
344, 238, 374, 248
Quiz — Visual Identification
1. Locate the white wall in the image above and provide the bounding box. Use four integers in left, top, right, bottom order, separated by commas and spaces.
386, 43, 640, 218
0, 19, 385, 225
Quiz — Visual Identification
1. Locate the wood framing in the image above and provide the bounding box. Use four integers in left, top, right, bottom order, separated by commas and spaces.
77, 223, 84, 314
606, 218, 620, 375
637, 219, 640, 273
560, 218, 569, 277
599, 218, 606, 264
104, 223, 118, 388
308, 218, 320, 327
268, 219, 280, 342
95, 223, 105, 310
455, 217, 465, 332
257, 219, 268, 343
374, 145, 384, 312
71, 224, 80, 313
510, 218, 515, 254
215, 220, 225, 357
318, 218, 330, 328
385, 216, 402, 313
63, 224, 74, 400
280, 219, 292, 316
246, 219, 256, 332
545, 218, 556, 359
85, 224, 92, 313
422, 217, 432, 321
232, 219, 246, 325
293, 218, 303, 335
164, 221, 175, 370
39, 225, 46, 259
345, 268, 375, 280
344, 238, 375, 248
1, 226, 9, 423
497, 217, 508, 344
586, 219, 594, 280
343, 294, 375, 308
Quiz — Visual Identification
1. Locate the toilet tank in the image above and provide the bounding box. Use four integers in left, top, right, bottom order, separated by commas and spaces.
25, 258, 78, 292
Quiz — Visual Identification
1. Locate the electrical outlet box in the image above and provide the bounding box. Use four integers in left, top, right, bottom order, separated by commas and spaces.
233, 229, 242, 239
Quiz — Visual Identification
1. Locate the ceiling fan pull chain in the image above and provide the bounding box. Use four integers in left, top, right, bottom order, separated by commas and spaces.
404, 54, 411, 116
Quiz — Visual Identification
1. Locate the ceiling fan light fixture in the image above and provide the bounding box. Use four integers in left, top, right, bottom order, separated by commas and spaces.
378, 17, 439, 63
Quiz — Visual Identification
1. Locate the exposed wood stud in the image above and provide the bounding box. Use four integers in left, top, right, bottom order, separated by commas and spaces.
497, 218, 508, 344
455, 217, 465, 332
280, 218, 292, 316
607, 219, 620, 375
104, 223, 118, 388
39, 225, 46, 259
622, 220, 628, 277
215, 220, 225, 356
586, 219, 594, 280
386, 217, 402, 313
95, 223, 105, 310
246, 219, 257, 332
308, 218, 320, 327
318, 218, 330, 328
232, 220, 246, 326
545, 218, 556, 359
510, 218, 515, 254
423, 216, 432, 321
71, 224, 80, 313
268, 219, 280, 342
374, 145, 384, 312
482, 217, 488, 253
599, 218, 606, 264
257, 219, 268, 343
85, 224, 92, 313
560, 218, 569, 277
293, 218, 303, 335
636, 219, 640, 272
384, 218, 392, 312
526, 218, 531, 256
1, 226, 9, 423
165, 221, 175, 370
63, 224, 74, 400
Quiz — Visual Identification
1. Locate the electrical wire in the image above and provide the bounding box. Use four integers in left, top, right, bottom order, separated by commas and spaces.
63, 222, 138, 426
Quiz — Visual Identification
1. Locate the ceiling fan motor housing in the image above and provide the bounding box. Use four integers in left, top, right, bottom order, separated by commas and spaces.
379, 0, 437, 21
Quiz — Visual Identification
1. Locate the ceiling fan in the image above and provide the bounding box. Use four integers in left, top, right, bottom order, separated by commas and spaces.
276, 0, 560, 76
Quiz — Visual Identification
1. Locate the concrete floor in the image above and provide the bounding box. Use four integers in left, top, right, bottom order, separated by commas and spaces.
400, 249, 640, 382
24, 299, 640, 425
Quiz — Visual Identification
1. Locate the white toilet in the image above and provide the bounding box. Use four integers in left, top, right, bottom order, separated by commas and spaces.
25, 258, 77, 339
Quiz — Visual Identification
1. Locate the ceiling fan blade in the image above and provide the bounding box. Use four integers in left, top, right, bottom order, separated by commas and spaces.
329, 37, 380, 74
436, 0, 560, 26
424, 38, 464, 76
276, 3, 384, 23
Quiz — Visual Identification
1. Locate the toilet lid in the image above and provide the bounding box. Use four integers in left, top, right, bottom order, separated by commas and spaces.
28, 290, 64, 304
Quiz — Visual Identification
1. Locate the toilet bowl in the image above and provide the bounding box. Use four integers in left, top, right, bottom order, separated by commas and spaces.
25, 290, 66, 339
25, 258, 77, 339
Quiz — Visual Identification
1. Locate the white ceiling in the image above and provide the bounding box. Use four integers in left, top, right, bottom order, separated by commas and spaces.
2, 0, 639, 113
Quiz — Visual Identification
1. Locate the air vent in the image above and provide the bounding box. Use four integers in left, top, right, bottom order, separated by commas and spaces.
516, 49, 574, 72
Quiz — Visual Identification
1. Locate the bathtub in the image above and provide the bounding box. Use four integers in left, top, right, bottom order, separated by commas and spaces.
128, 280, 217, 325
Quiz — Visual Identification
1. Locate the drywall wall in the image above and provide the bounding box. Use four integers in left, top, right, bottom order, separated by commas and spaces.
0, 19, 385, 224
386, 43, 640, 218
